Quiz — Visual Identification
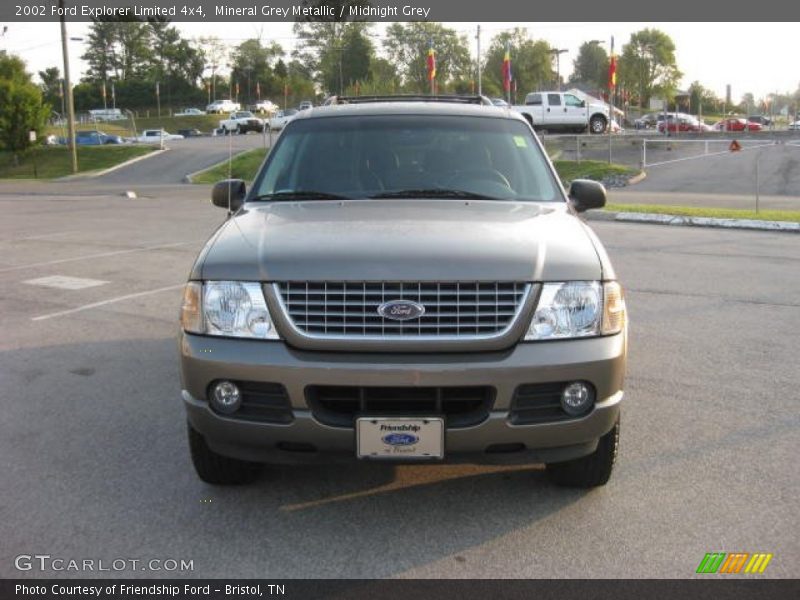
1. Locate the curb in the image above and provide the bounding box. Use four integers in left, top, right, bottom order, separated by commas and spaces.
626, 171, 647, 186
183, 148, 255, 184
587, 210, 799, 233
56, 148, 167, 181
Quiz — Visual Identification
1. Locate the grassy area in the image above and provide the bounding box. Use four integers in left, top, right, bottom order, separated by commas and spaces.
553, 160, 637, 185
606, 203, 800, 223
0, 145, 156, 179
191, 148, 269, 184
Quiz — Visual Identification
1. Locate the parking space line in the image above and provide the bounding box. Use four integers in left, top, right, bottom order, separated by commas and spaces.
0, 241, 195, 273
31, 284, 184, 321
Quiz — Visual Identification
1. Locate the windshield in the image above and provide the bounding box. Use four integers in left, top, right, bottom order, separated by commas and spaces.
251, 114, 561, 202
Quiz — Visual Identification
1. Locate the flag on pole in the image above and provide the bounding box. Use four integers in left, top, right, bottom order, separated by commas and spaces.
502, 42, 513, 92
426, 39, 436, 82
608, 37, 617, 89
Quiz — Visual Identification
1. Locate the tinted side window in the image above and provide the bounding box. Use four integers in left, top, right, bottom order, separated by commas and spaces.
547, 94, 562, 107
564, 94, 583, 107
525, 94, 542, 106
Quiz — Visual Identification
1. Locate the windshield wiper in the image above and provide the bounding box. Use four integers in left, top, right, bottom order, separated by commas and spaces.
368, 188, 499, 200
251, 190, 352, 201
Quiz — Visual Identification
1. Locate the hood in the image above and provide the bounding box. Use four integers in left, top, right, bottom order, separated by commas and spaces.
196, 199, 601, 282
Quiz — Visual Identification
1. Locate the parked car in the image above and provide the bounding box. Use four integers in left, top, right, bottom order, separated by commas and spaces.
74, 130, 125, 145
135, 129, 184, 143
219, 111, 265, 134
788, 119, 800, 131
175, 108, 205, 116
298, 100, 313, 111
634, 113, 659, 129
747, 115, 772, 127
657, 114, 702, 133
177, 128, 204, 138
179, 95, 627, 488
249, 100, 279, 115
513, 91, 610, 134
712, 118, 763, 132
268, 108, 298, 130
206, 99, 241, 114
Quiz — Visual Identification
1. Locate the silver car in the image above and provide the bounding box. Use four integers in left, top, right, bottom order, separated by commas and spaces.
179, 96, 627, 487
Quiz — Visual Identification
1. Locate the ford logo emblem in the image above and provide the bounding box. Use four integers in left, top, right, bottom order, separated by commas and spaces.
382, 433, 419, 446
378, 300, 426, 321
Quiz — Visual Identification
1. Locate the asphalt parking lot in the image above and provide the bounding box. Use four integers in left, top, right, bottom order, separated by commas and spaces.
0, 182, 798, 579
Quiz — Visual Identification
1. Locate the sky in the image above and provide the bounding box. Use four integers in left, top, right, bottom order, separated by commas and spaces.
2, 21, 798, 102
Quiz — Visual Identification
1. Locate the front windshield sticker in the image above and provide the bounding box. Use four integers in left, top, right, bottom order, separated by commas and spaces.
514, 135, 528, 148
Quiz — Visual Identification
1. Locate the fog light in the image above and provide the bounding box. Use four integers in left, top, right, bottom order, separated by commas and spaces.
561, 382, 594, 416
210, 381, 241, 414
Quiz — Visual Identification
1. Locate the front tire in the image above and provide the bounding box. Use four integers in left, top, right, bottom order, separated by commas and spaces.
546, 418, 619, 488
188, 423, 262, 485
590, 115, 608, 134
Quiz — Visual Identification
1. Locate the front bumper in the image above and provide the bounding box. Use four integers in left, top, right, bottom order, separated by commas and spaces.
180, 332, 626, 465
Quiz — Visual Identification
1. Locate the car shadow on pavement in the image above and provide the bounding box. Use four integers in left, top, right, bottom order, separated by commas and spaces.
1, 336, 592, 579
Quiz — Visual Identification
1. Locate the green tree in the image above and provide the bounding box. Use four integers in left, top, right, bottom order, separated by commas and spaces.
0, 52, 49, 158
618, 28, 681, 107
318, 26, 373, 94
383, 22, 471, 92
196, 36, 228, 101
483, 29, 552, 99
570, 41, 609, 91
293, 3, 373, 95
38, 66, 62, 111
229, 38, 284, 103
367, 57, 400, 93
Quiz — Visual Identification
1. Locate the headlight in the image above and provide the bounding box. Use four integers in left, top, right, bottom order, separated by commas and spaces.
525, 281, 625, 340
180, 281, 279, 339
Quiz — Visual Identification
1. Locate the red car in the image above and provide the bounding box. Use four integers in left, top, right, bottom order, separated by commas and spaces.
712, 118, 763, 132
657, 115, 702, 133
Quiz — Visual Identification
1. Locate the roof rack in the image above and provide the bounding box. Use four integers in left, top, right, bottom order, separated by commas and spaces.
323, 94, 495, 107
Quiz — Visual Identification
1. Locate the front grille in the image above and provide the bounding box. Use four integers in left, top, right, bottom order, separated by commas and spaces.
275, 282, 529, 339
209, 382, 293, 423
509, 382, 594, 425
306, 385, 495, 428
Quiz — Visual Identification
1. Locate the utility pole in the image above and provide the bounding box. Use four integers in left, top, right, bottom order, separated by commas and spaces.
58, 0, 77, 174
608, 36, 614, 164
476, 25, 482, 96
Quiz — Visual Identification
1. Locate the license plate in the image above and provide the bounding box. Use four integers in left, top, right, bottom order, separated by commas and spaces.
356, 417, 444, 460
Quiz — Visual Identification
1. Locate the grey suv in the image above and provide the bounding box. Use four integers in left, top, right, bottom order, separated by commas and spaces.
179, 95, 627, 487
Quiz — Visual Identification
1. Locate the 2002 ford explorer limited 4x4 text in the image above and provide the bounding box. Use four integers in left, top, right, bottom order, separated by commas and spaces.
179, 95, 627, 488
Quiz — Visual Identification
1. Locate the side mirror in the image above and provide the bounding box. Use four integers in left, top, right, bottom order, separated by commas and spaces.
568, 179, 606, 213
580, 100, 586, 108
211, 179, 246, 212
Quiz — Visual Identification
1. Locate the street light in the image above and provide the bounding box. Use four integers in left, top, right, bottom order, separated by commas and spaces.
549, 48, 568, 91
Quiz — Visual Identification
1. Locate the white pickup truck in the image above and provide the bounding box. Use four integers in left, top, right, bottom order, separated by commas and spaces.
512, 91, 609, 134
218, 111, 265, 134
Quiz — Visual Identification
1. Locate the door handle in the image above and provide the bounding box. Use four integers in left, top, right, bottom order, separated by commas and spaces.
564, 108, 567, 112
547, 108, 550, 112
